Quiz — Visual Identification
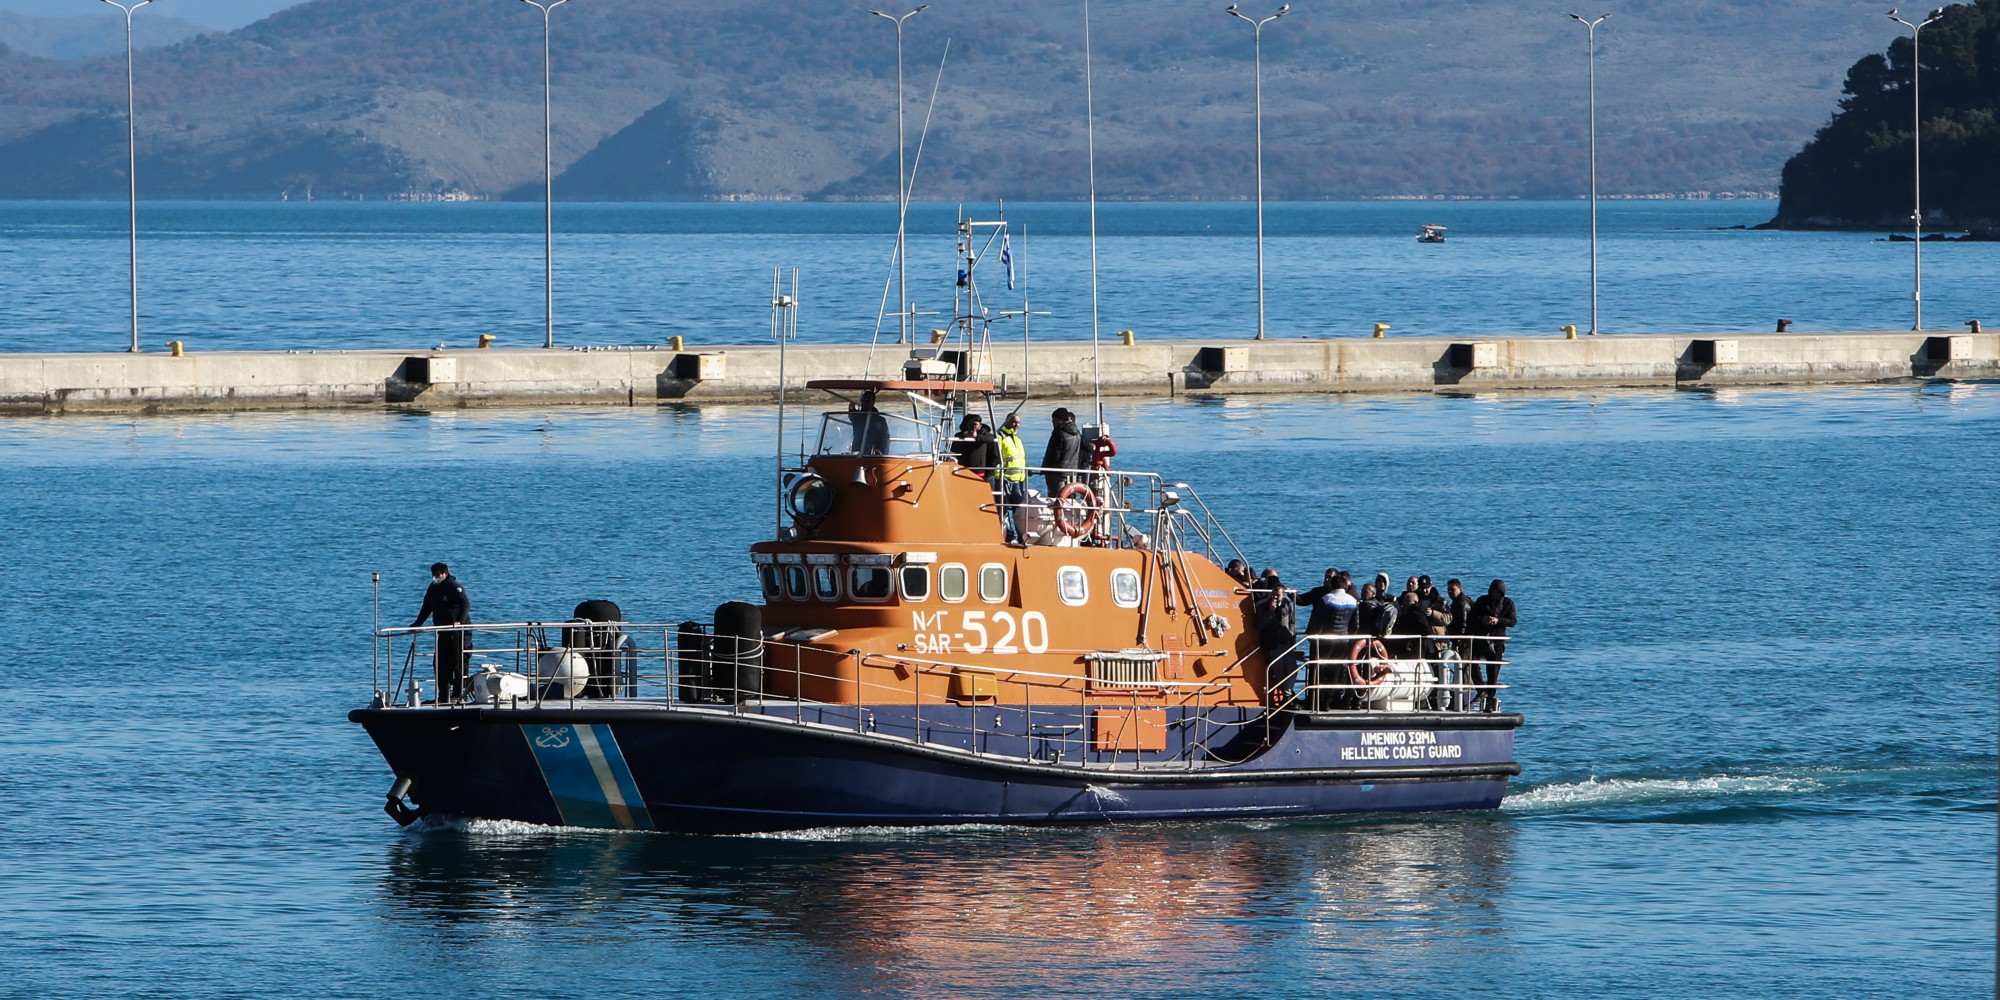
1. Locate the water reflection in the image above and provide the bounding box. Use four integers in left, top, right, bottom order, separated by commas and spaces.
377, 816, 1514, 990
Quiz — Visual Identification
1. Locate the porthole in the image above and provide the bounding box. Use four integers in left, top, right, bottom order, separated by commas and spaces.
1057, 566, 1088, 606
900, 565, 932, 602
1111, 568, 1141, 608
850, 566, 892, 602
978, 564, 1009, 604
939, 564, 969, 603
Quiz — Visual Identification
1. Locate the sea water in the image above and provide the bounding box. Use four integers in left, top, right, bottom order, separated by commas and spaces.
1, 200, 1996, 353
0, 381, 1993, 998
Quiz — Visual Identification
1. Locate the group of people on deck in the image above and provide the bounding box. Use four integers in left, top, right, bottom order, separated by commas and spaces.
1229, 562, 1517, 713
949, 407, 1116, 544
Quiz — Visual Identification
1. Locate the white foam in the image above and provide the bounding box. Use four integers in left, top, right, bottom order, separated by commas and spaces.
1503, 772, 1827, 812
410, 815, 614, 838
735, 822, 1020, 841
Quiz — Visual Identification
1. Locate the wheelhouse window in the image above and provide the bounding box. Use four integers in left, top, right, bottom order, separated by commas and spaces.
1110, 568, 1141, 608
815, 410, 941, 458
900, 565, 932, 602
938, 564, 969, 603
784, 565, 809, 601
1057, 566, 1088, 606
850, 566, 893, 602
812, 565, 841, 601
978, 563, 1009, 604
758, 565, 782, 601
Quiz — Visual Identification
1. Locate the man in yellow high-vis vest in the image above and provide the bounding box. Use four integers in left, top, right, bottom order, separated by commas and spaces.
997, 411, 1028, 543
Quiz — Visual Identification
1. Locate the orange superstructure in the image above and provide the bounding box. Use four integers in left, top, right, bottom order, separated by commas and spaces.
746, 379, 1270, 717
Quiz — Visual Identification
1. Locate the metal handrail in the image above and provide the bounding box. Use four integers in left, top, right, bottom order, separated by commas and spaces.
376, 620, 1517, 768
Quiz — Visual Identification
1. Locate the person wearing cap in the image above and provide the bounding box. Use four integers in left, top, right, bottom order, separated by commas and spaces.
410, 562, 472, 704
996, 412, 1029, 543
1041, 407, 1084, 497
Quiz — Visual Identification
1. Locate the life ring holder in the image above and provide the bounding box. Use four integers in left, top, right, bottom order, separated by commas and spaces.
1053, 482, 1099, 538
1347, 638, 1392, 687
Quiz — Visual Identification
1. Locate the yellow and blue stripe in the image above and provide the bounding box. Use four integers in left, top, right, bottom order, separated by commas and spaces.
522, 723, 655, 830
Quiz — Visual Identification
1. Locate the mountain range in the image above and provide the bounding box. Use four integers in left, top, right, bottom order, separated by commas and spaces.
0, 0, 1899, 202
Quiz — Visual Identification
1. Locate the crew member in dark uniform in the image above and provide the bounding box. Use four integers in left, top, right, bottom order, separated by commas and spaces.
1468, 579, 1517, 712
411, 562, 472, 704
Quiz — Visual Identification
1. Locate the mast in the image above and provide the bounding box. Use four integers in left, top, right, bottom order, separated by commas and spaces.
1083, 0, 1104, 428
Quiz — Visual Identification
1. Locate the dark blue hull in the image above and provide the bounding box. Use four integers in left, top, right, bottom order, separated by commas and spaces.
352, 705, 1522, 834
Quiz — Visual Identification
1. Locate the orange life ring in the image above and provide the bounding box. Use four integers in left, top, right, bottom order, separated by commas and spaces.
1053, 481, 1099, 538
1347, 638, 1392, 687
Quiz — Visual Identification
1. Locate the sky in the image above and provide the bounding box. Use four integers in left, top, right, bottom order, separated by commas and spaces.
0, 0, 294, 29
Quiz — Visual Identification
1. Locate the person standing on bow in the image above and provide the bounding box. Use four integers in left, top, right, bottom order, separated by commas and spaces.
996, 411, 1030, 543
411, 562, 471, 704
1041, 407, 1084, 497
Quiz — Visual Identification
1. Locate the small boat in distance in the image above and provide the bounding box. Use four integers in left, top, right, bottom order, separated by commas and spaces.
1417, 223, 1448, 243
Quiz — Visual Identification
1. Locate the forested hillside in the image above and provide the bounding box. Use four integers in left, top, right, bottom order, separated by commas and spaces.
1771, 0, 1998, 230
0, 0, 1895, 201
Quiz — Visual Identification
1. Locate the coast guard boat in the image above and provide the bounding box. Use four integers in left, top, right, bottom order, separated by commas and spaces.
349, 221, 1523, 833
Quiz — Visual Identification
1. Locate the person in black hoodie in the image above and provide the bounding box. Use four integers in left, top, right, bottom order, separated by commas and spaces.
1468, 579, 1518, 712
411, 562, 472, 704
1255, 571, 1299, 704
1041, 407, 1085, 496
1443, 578, 1474, 708
950, 414, 1000, 481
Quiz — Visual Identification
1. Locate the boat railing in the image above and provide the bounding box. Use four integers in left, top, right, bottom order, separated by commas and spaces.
1268, 631, 1512, 714
372, 622, 1511, 769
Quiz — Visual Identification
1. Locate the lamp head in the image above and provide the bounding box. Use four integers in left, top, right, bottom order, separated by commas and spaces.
1276, 4, 1290, 15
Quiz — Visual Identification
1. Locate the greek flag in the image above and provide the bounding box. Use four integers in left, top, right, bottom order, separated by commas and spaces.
1001, 231, 1015, 290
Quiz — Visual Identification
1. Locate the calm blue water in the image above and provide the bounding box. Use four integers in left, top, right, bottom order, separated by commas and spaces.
0, 383, 1993, 998
2, 200, 1995, 353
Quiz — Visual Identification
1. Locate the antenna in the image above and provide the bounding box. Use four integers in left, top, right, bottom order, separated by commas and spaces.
772, 266, 798, 537
1083, 0, 1104, 428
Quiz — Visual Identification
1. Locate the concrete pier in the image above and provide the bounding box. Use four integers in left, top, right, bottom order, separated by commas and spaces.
1, 331, 1994, 415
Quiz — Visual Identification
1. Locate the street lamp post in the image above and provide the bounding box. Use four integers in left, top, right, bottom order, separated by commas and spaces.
522, 0, 569, 349
1888, 7, 1946, 332
869, 6, 926, 346
1568, 13, 1608, 336
1226, 4, 1287, 342
102, 0, 153, 354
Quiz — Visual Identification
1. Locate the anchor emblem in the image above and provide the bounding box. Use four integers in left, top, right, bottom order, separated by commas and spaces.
534, 726, 572, 748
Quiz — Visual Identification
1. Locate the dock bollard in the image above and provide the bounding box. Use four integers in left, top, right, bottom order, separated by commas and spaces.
166, 340, 184, 357
1561, 325, 1577, 340
1969, 320, 1983, 334
1776, 319, 1793, 333
1373, 323, 1391, 338
477, 334, 497, 349
1119, 330, 1136, 345
931, 329, 948, 344
668, 335, 684, 351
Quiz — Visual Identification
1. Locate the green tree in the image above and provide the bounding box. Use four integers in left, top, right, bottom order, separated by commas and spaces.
1772, 0, 1999, 230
